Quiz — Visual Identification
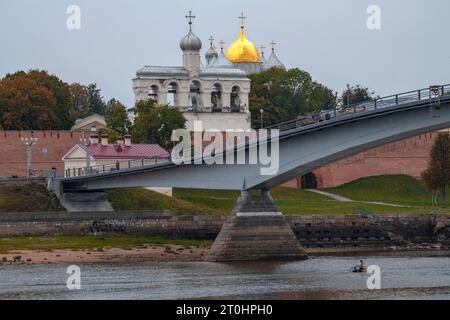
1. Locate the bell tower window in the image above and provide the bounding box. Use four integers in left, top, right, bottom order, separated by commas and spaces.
148, 85, 159, 101
211, 83, 223, 113
231, 86, 241, 112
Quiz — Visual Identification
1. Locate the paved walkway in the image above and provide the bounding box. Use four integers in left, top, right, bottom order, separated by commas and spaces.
306, 189, 413, 208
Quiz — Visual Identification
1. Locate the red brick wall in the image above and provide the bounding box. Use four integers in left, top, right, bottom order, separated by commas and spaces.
312, 131, 440, 188
0, 131, 87, 178
281, 131, 444, 189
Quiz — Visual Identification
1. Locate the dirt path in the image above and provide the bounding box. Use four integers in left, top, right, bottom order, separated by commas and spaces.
306, 189, 414, 208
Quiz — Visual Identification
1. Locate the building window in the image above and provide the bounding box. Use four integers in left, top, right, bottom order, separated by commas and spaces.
167, 82, 178, 107
188, 81, 202, 110
231, 86, 241, 112
211, 83, 222, 112
148, 85, 159, 101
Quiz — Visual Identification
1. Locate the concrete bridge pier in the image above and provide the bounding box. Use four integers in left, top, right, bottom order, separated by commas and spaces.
205, 189, 308, 262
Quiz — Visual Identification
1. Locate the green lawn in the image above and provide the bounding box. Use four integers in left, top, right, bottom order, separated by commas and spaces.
111, 176, 450, 215
174, 186, 430, 215
173, 189, 241, 214
0, 176, 443, 216
325, 175, 433, 207
0, 236, 212, 254
107, 188, 222, 215
0, 183, 65, 212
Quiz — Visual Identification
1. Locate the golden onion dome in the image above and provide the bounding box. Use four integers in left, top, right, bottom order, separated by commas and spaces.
226, 27, 261, 63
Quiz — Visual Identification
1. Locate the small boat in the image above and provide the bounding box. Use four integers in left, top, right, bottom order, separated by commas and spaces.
351, 265, 368, 273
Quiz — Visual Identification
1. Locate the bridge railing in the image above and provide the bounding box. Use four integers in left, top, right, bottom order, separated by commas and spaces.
64, 157, 171, 178
267, 84, 450, 132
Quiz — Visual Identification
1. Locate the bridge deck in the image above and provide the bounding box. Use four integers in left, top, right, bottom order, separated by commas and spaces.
57, 85, 450, 192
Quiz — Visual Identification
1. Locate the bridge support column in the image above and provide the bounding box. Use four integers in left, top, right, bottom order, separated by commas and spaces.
205, 189, 308, 262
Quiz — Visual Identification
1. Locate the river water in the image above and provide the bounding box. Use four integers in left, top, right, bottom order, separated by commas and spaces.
1, 256, 450, 300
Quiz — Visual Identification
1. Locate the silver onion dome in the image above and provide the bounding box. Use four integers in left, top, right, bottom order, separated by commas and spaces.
263, 51, 286, 71
210, 50, 234, 69
180, 31, 202, 51
205, 46, 218, 64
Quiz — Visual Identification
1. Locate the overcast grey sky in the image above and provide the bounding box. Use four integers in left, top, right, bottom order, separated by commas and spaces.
1, 0, 449, 107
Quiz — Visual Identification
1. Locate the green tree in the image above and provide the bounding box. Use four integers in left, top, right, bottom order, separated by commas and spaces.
69, 82, 90, 118
98, 127, 120, 143
308, 82, 336, 112
134, 99, 156, 114
341, 85, 376, 107
28, 69, 76, 129
422, 133, 450, 207
86, 83, 106, 115
132, 104, 186, 149
105, 98, 131, 135
249, 67, 336, 126
0, 70, 78, 130
70, 82, 110, 118
0, 70, 119, 130
249, 94, 279, 129
0, 71, 58, 130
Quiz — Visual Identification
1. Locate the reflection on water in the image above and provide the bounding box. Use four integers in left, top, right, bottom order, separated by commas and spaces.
1, 257, 450, 300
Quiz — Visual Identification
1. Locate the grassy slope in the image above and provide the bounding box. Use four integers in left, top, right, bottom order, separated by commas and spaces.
0, 183, 65, 212
173, 189, 240, 214
106, 188, 222, 215
173, 186, 427, 215
0, 176, 437, 215
325, 175, 431, 207
0, 236, 212, 254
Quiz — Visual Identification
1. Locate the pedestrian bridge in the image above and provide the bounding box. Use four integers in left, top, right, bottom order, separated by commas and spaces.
58, 84, 450, 193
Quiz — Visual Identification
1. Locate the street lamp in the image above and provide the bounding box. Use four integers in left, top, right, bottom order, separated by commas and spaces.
260, 109, 264, 129
80, 137, 91, 175
21, 137, 38, 178
334, 91, 339, 118
346, 83, 351, 108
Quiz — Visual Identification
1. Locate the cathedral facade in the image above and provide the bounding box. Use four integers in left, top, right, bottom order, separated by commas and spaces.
132, 12, 285, 131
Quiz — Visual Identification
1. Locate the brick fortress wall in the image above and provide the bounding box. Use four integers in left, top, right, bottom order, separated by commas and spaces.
284, 131, 445, 189
0, 131, 87, 178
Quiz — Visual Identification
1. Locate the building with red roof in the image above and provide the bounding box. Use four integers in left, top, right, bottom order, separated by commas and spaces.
62, 135, 170, 177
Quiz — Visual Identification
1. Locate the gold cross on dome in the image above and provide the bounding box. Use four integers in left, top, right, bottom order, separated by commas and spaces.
238, 12, 246, 27
209, 36, 214, 47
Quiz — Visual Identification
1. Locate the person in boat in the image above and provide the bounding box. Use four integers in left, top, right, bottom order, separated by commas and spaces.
359, 260, 368, 271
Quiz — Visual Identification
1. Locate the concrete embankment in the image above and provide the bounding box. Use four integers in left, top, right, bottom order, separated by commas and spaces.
58, 192, 114, 212
0, 212, 449, 251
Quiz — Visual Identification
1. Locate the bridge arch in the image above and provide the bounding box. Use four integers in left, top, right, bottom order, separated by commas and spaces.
301, 172, 317, 189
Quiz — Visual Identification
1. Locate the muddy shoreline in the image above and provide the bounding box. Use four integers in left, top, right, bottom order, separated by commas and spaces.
1, 245, 449, 265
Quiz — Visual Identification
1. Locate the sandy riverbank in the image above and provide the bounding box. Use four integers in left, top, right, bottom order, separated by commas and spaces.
1, 245, 450, 265
0, 245, 209, 265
